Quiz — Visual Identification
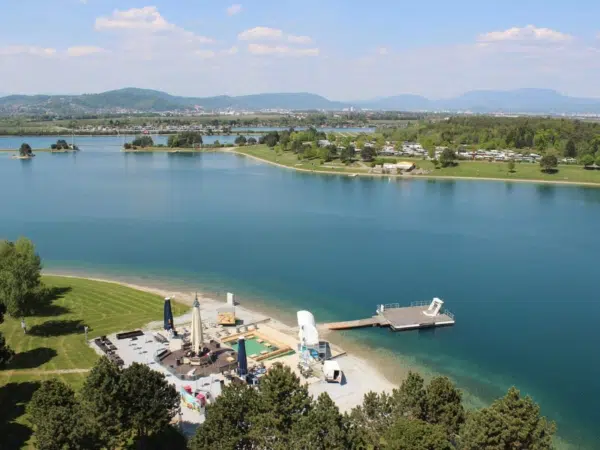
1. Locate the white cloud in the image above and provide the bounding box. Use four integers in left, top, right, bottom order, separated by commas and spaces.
226, 4, 242, 16
478, 25, 572, 43
376, 47, 389, 55
248, 44, 319, 56
67, 46, 107, 57
288, 35, 312, 44
95, 6, 212, 42
223, 46, 239, 55
238, 26, 283, 41
80, 0, 88, 4
0, 46, 56, 57
95, 6, 172, 31
195, 49, 216, 58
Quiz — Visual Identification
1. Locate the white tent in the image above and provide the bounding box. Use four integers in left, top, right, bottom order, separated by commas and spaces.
297, 310, 319, 347
191, 293, 204, 354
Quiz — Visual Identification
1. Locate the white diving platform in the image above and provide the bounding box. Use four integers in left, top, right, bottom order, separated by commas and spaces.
324, 298, 455, 332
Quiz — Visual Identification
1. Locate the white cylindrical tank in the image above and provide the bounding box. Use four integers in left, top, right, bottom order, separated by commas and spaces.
297, 310, 319, 346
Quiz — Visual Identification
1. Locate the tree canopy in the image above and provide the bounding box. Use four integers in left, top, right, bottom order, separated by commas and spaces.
461, 387, 556, 450
0, 237, 44, 317
19, 143, 33, 157
0, 302, 14, 366
540, 154, 558, 172
168, 131, 203, 148
27, 379, 97, 450
380, 116, 600, 157
28, 357, 181, 450
131, 135, 154, 148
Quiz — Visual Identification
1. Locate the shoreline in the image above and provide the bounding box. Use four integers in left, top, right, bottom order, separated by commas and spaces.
43, 271, 401, 405
220, 148, 600, 188
40, 270, 569, 446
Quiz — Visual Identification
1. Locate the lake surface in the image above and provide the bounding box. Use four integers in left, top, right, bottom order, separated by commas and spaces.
0, 134, 239, 151
1, 140, 599, 448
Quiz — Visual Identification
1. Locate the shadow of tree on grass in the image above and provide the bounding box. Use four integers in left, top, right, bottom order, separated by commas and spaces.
5, 347, 58, 370
28, 320, 85, 337
30, 286, 72, 317
0, 381, 41, 449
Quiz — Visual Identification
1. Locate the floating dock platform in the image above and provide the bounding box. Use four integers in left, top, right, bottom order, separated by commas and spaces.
324, 299, 455, 332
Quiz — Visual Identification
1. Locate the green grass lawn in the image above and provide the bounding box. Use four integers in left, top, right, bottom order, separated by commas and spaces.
231, 145, 600, 185
0, 275, 188, 448
0, 276, 187, 381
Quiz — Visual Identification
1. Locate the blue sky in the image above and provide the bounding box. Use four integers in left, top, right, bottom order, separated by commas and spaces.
1, 0, 600, 98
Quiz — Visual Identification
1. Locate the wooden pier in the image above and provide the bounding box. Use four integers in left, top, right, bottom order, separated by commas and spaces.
323, 300, 455, 332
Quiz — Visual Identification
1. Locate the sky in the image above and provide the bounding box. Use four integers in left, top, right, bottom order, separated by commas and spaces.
1, 0, 600, 99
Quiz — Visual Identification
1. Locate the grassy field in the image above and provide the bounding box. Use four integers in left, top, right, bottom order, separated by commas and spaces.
0, 275, 188, 448
229, 145, 600, 185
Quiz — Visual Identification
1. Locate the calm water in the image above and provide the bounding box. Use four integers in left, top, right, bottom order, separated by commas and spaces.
0, 134, 241, 151
230, 126, 375, 133
1, 139, 599, 447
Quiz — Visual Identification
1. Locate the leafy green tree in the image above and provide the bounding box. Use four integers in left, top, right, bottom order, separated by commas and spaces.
168, 132, 203, 148
327, 144, 339, 157
439, 149, 457, 167
383, 418, 452, 450
318, 147, 333, 162
259, 131, 280, 148
564, 138, 577, 157
56, 139, 70, 150
80, 357, 126, 449
249, 363, 312, 448
539, 155, 558, 173
347, 391, 395, 448
0, 303, 14, 366
461, 387, 556, 450
392, 371, 427, 420
289, 393, 349, 450
190, 383, 258, 450
580, 154, 594, 167
234, 135, 247, 146
132, 135, 154, 148
425, 376, 465, 436
0, 237, 44, 317
361, 146, 376, 162
27, 379, 97, 450
19, 143, 33, 157
119, 363, 179, 445
247, 137, 257, 145
596, 153, 600, 166
340, 145, 355, 164
507, 159, 516, 173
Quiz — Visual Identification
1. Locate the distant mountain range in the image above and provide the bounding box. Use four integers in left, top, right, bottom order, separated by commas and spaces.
1, 87, 600, 114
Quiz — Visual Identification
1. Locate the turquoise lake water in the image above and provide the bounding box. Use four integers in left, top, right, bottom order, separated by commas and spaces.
1, 137, 599, 447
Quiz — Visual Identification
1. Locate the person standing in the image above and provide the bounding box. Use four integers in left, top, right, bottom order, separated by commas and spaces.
21, 318, 27, 334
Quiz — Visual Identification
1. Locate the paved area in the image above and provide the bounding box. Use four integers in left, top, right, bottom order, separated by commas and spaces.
89, 331, 224, 429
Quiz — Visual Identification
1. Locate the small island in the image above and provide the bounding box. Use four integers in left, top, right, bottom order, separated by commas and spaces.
12, 143, 35, 160
50, 139, 79, 152
123, 132, 214, 152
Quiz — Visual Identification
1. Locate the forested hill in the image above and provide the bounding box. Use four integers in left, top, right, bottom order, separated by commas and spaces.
2, 87, 600, 115
0, 88, 348, 114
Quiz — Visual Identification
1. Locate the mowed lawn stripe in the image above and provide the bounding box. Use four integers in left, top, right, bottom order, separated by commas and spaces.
0, 276, 188, 375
